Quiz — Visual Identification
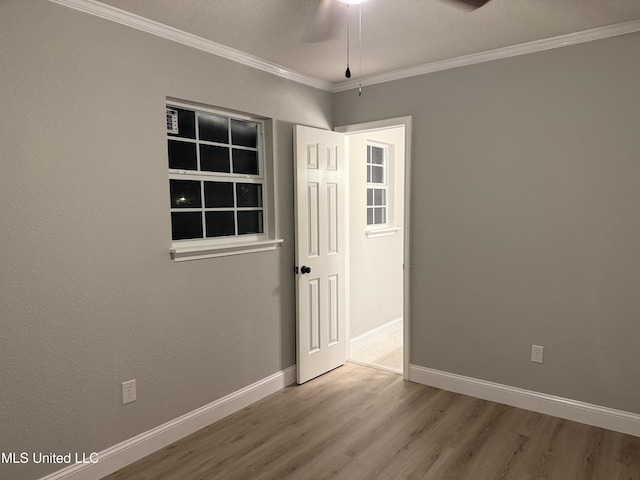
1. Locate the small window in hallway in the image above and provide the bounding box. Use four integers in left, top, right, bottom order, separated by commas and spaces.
366, 144, 388, 226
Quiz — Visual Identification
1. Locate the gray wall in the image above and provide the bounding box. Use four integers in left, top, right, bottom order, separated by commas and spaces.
335, 32, 640, 414
2, 1, 640, 479
348, 128, 404, 338
0, 1, 331, 479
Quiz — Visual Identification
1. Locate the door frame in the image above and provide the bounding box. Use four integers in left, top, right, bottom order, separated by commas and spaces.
336, 116, 412, 380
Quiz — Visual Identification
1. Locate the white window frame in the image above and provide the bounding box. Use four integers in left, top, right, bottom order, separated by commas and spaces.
365, 142, 401, 238
166, 100, 282, 261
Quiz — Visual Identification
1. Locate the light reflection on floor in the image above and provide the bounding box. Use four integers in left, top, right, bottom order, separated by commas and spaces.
349, 326, 403, 374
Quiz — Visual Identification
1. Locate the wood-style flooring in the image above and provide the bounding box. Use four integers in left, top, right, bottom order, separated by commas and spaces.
102, 363, 640, 480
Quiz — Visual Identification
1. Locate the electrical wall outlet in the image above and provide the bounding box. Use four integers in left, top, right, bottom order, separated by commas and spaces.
122, 379, 136, 405
531, 345, 544, 364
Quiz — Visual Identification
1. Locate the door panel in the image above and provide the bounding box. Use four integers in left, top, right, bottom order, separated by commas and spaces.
308, 279, 320, 353
294, 125, 346, 384
307, 182, 320, 257
328, 275, 339, 345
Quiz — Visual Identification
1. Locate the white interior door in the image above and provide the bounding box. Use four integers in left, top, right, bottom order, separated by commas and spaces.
294, 125, 346, 384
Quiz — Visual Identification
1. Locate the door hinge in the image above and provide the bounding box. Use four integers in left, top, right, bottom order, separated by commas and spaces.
294, 266, 299, 274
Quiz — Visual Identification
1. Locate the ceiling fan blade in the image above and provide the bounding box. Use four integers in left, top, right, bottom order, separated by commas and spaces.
452, 0, 491, 9
302, 0, 344, 43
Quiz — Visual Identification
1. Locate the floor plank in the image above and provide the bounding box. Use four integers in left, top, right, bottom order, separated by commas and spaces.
101, 363, 640, 480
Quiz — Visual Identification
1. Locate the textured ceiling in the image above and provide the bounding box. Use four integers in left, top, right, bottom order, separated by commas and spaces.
97, 0, 640, 84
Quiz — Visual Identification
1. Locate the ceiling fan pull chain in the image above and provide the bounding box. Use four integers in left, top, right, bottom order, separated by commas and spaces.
358, 1, 362, 95
345, 3, 351, 78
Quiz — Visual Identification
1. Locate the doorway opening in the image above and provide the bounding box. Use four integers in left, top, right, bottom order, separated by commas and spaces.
337, 118, 411, 378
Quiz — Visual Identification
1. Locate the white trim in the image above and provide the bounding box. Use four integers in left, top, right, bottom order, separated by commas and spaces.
409, 364, 640, 438
349, 317, 403, 354
336, 117, 413, 135
170, 238, 283, 262
47, 0, 640, 93
334, 19, 640, 92
365, 226, 401, 238
344, 135, 352, 377
47, 0, 333, 92
39, 366, 297, 480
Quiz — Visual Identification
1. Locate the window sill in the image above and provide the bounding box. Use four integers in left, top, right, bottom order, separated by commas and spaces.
170, 238, 284, 262
365, 226, 402, 239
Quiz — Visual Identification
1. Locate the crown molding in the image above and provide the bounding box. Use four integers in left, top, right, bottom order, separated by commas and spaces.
48, 0, 334, 92
334, 18, 640, 92
49, 0, 640, 95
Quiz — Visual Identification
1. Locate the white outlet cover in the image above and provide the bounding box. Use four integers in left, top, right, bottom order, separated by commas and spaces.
531, 345, 544, 363
122, 379, 136, 405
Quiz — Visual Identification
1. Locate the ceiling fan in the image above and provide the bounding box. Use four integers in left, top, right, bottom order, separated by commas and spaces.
453, 0, 492, 8
304, 0, 491, 88
304, 0, 491, 44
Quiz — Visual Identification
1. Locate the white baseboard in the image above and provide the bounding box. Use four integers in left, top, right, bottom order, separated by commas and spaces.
41, 366, 297, 480
409, 364, 640, 438
349, 317, 403, 356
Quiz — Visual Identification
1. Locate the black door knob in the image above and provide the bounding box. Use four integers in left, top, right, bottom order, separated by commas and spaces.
301, 266, 311, 274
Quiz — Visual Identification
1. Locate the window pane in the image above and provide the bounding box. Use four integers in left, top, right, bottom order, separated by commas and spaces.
237, 210, 264, 235
170, 180, 201, 208
200, 144, 230, 173
374, 188, 386, 206
236, 183, 262, 207
205, 211, 235, 237
233, 149, 259, 175
198, 113, 228, 143
375, 207, 386, 224
231, 119, 258, 148
168, 140, 197, 170
371, 165, 384, 184
168, 108, 196, 139
370, 146, 384, 165
367, 188, 374, 207
171, 212, 202, 240
204, 182, 234, 208
367, 207, 374, 225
